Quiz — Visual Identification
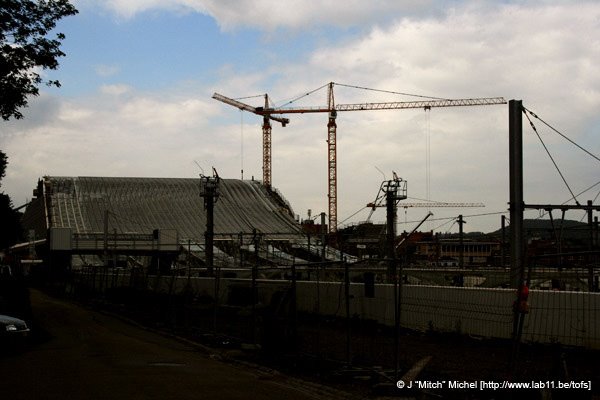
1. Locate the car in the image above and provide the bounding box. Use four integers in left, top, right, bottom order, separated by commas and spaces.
0, 314, 30, 340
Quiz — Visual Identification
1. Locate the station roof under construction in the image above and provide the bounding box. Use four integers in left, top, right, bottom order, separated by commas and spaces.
23, 176, 302, 241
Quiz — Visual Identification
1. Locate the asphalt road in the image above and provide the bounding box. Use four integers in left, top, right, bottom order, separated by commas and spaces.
0, 289, 347, 400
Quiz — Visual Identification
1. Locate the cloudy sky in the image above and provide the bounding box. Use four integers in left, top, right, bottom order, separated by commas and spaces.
2, 0, 599, 234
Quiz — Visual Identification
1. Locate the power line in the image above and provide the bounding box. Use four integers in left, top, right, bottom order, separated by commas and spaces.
525, 180, 600, 223
523, 107, 600, 163
569, 179, 600, 202
462, 211, 508, 218
524, 109, 580, 205
433, 218, 456, 232
338, 206, 368, 225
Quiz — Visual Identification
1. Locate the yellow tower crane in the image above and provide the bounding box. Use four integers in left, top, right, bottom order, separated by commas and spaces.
213, 83, 505, 234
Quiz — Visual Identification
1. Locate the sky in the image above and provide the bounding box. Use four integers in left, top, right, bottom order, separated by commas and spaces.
1, 0, 599, 234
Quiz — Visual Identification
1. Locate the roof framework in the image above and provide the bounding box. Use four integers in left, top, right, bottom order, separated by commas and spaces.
44, 177, 302, 240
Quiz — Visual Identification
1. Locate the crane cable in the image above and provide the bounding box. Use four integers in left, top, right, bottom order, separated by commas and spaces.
234, 94, 266, 101
276, 83, 331, 108
334, 82, 449, 101
277, 82, 452, 108
523, 109, 580, 205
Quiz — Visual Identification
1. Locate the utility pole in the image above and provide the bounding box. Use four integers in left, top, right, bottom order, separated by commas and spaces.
200, 170, 220, 275
383, 176, 407, 280
509, 100, 524, 289
588, 200, 594, 292
592, 217, 600, 292
386, 185, 397, 271
457, 215, 465, 268
200, 169, 220, 333
379, 174, 408, 379
320, 212, 327, 260
501, 215, 507, 268
103, 209, 109, 268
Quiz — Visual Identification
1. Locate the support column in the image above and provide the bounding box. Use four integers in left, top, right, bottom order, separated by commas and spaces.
509, 100, 524, 288
200, 172, 220, 274
501, 215, 507, 268
458, 214, 465, 268
588, 200, 595, 291
386, 186, 397, 279
205, 195, 215, 274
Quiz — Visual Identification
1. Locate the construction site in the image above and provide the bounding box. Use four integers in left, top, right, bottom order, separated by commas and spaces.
9, 84, 600, 398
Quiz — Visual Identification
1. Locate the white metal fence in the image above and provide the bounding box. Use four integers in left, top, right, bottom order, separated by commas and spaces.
72, 270, 600, 349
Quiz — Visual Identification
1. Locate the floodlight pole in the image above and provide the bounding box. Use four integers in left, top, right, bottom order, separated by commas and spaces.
200, 173, 220, 275
200, 171, 220, 332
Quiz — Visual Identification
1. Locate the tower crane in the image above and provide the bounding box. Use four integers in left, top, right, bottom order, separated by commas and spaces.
213, 83, 506, 234
365, 172, 485, 223
212, 93, 289, 189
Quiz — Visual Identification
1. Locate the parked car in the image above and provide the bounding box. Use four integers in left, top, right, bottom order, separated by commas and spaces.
0, 314, 29, 337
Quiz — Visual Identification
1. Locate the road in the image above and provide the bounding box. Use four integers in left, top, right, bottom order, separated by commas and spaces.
0, 289, 347, 400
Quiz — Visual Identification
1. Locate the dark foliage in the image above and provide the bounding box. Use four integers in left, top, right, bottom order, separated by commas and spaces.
0, 193, 22, 249
0, 150, 23, 248
487, 219, 590, 243
0, 150, 6, 180
0, 0, 78, 120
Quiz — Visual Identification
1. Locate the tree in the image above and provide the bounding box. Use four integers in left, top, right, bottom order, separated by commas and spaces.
1, 0, 78, 120
0, 150, 22, 249
0, 150, 6, 181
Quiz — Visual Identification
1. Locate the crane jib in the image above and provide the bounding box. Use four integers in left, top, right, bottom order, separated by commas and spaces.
258, 97, 507, 114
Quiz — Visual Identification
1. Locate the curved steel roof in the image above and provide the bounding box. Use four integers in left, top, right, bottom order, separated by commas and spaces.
45, 177, 302, 240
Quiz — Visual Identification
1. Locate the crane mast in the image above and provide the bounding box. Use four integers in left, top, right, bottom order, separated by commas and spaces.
327, 83, 338, 234
262, 95, 272, 189
211, 93, 288, 189
213, 83, 506, 234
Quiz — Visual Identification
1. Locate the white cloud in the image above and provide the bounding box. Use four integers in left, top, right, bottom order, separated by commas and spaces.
94, 64, 121, 77
257, 2, 600, 230
100, 84, 132, 96
1, 88, 228, 197
3, 1, 599, 233
96, 0, 435, 29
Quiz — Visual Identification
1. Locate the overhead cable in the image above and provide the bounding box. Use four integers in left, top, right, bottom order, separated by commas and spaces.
523, 109, 580, 205
523, 107, 600, 163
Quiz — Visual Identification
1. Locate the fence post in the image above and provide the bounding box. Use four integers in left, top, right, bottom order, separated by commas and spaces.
588, 200, 595, 292
252, 229, 259, 345
344, 257, 351, 366
291, 258, 298, 352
